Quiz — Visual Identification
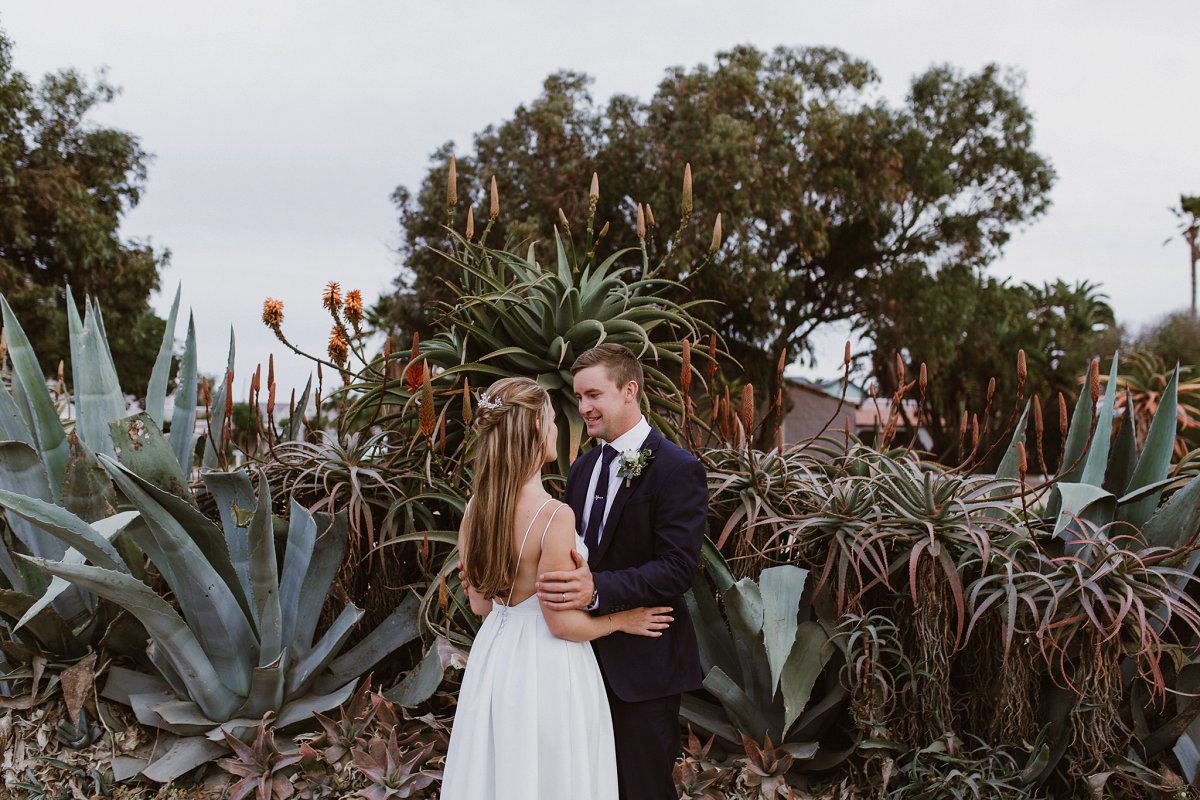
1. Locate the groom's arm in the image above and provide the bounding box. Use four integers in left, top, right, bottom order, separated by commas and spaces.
590, 457, 707, 616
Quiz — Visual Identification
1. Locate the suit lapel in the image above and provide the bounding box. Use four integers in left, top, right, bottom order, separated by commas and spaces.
568, 445, 602, 536
590, 429, 663, 565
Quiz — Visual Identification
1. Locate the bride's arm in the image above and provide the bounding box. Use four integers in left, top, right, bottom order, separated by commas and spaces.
457, 518, 493, 617
538, 510, 671, 643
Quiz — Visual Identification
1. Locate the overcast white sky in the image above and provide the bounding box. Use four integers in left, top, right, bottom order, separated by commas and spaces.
3, 1, 1198, 396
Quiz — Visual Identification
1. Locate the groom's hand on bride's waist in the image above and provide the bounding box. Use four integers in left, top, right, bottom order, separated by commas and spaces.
536, 549, 596, 611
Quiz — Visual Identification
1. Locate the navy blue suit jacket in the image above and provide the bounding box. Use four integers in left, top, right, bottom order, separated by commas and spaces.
565, 427, 706, 702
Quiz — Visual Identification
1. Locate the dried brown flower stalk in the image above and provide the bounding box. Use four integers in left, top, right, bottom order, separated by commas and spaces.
741, 384, 755, 434
682, 163, 693, 216
681, 338, 692, 395
419, 361, 435, 437
406, 333, 422, 393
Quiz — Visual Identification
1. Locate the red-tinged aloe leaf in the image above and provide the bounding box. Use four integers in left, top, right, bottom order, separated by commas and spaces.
908, 538, 931, 606
936, 545, 966, 647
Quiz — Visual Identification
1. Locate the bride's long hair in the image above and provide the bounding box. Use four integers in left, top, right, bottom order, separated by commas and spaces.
461, 377, 553, 599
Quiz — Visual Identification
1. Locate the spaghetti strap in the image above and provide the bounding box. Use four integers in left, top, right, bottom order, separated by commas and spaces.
539, 503, 563, 548
504, 498, 555, 608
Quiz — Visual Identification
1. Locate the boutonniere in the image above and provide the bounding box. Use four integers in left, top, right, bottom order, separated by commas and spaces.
616, 447, 655, 488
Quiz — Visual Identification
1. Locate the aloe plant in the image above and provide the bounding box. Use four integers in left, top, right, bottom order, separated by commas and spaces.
333, 226, 717, 475
982, 352, 1200, 786
6, 421, 423, 781
0, 286, 195, 659
682, 559, 832, 763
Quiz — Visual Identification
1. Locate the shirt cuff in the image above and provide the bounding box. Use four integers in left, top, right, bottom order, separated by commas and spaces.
584, 591, 599, 611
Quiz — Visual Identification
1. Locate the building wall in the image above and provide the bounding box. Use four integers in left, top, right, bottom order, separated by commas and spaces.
780, 384, 854, 446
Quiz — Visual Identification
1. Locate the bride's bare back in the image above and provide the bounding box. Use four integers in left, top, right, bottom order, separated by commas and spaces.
501, 489, 563, 606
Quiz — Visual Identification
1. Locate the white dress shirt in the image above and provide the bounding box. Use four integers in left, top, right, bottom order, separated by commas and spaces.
580, 415, 652, 545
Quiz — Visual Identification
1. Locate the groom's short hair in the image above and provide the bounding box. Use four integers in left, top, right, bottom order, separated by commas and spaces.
572, 344, 644, 400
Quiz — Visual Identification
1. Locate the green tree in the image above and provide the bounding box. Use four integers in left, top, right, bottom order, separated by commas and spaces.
0, 26, 167, 390
860, 268, 1117, 465
1135, 310, 1200, 368
379, 46, 1055, 443
1173, 194, 1200, 318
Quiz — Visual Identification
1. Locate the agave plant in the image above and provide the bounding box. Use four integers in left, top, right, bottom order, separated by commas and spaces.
673, 728, 732, 800
0, 286, 195, 664
2, 420, 424, 781
920, 351, 1200, 790
218, 714, 304, 800
682, 560, 833, 767
351, 727, 441, 800
328, 187, 720, 475
1109, 350, 1200, 457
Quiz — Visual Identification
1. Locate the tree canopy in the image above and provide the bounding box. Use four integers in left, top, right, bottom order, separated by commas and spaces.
860, 268, 1118, 463
0, 27, 167, 389
379, 45, 1056, 417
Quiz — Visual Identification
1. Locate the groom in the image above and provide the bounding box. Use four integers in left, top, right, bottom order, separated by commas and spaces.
536, 343, 707, 800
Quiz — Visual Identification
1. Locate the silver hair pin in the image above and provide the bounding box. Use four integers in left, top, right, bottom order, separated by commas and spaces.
478, 392, 503, 411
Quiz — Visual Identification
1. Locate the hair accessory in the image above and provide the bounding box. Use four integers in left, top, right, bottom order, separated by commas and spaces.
478, 392, 503, 411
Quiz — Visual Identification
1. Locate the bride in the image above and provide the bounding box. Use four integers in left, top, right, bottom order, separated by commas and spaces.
440, 377, 673, 800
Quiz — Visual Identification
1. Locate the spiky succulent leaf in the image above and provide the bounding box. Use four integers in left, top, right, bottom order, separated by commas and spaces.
759, 564, 807, 693
0, 588, 85, 657
289, 603, 362, 697
99, 454, 256, 694
0, 381, 34, 447
169, 312, 199, 473
203, 329, 235, 468
1080, 355, 1120, 486
780, 621, 831, 736
1104, 392, 1138, 496
248, 469, 283, 663
323, 593, 421, 691
13, 510, 138, 631
279, 498, 316, 653
703, 666, 775, 743
21, 556, 241, 721
291, 512, 349, 657
1119, 365, 1180, 529
65, 286, 124, 458
201, 469, 257, 599
110, 413, 194, 505
0, 295, 69, 500
0, 490, 129, 572
145, 284, 181, 427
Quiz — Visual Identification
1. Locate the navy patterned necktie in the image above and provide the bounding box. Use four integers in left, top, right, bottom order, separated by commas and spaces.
583, 444, 619, 552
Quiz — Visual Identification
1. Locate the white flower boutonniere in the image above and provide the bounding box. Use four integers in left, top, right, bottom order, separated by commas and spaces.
616, 448, 655, 488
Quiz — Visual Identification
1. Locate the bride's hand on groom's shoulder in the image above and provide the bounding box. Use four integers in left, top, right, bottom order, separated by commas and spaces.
536, 549, 594, 611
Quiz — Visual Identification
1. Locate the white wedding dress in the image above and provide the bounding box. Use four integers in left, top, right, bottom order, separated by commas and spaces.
440, 500, 618, 800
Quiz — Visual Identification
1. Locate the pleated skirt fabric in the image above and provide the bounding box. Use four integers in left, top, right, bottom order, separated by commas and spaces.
440, 594, 619, 800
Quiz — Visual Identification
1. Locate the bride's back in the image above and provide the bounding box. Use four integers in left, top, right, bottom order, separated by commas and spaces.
497, 489, 562, 606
